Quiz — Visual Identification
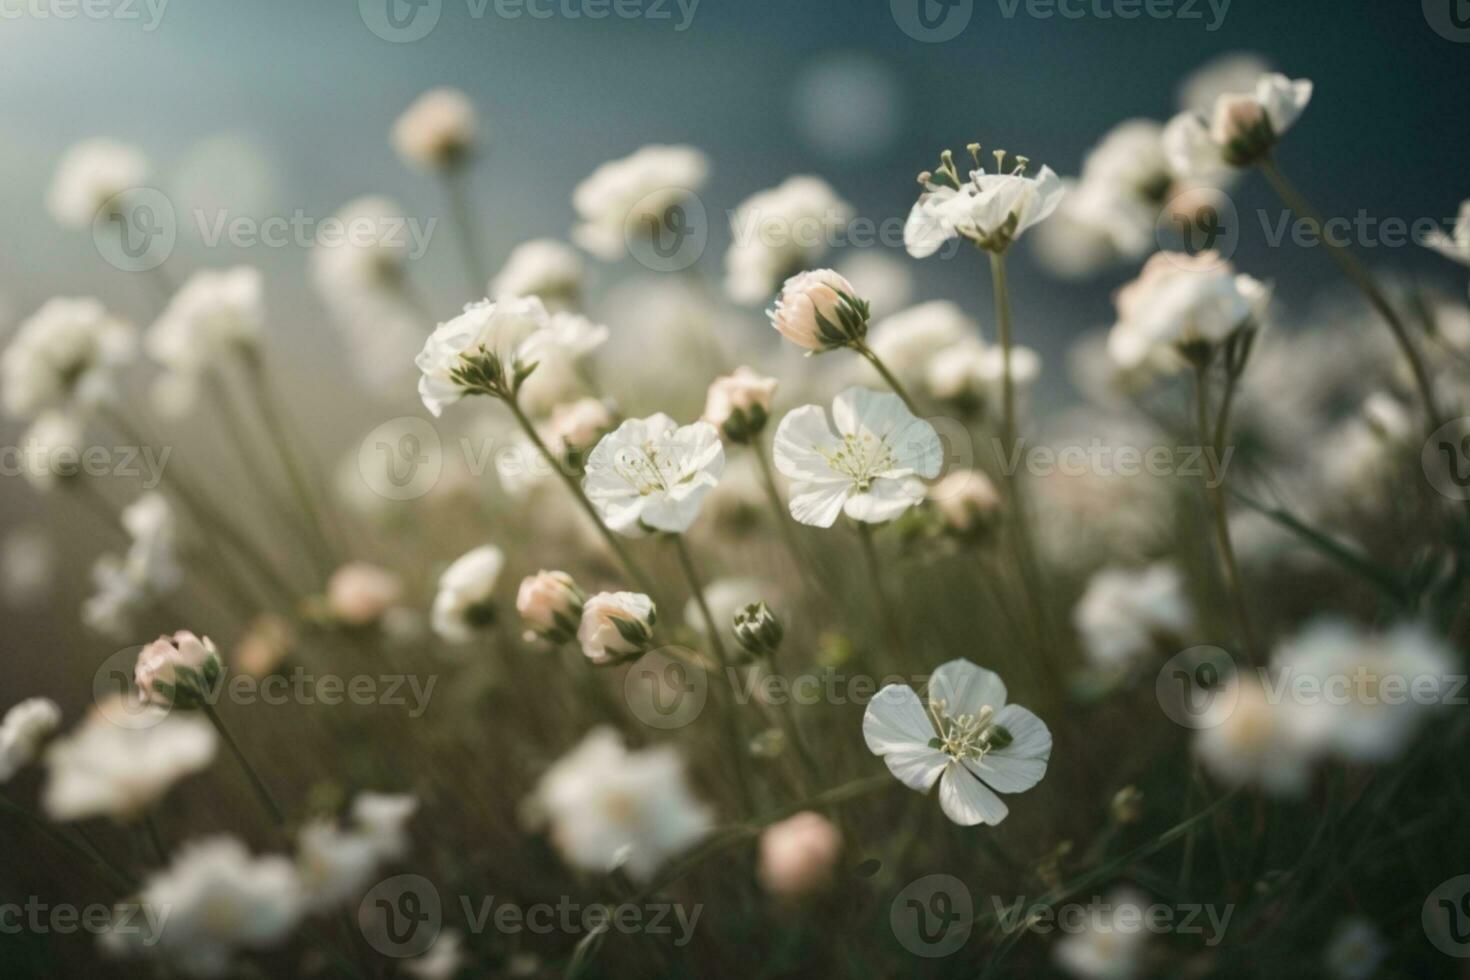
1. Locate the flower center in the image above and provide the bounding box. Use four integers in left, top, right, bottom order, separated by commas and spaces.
926, 699, 1010, 762
819, 431, 897, 491
613, 441, 690, 496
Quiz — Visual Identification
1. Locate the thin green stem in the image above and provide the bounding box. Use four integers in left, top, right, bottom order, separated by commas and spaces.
749, 442, 829, 594
854, 522, 903, 660
852, 342, 920, 415
0, 792, 135, 892
201, 702, 287, 831
443, 167, 487, 299
989, 251, 1017, 460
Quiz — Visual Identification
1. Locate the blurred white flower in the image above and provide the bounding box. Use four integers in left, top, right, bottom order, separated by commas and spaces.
326, 562, 403, 627
924, 337, 1040, 408
682, 576, 774, 650
148, 267, 264, 384
407, 930, 467, 980
296, 792, 417, 911
772, 386, 941, 527
1107, 251, 1267, 370
928, 469, 1002, 535
1193, 676, 1314, 796
571, 144, 708, 260
2, 297, 135, 419
724, 176, 853, 304
1052, 888, 1153, 980
758, 810, 841, 899
577, 591, 656, 665
864, 659, 1051, 826
513, 311, 609, 415
517, 570, 583, 642
1272, 619, 1457, 764
863, 300, 976, 389
1176, 52, 1274, 114
905, 150, 1064, 256
20, 411, 86, 492
46, 138, 148, 228
703, 366, 778, 443
1, 527, 55, 606
0, 697, 62, 782
583, 415, 724, 534
415, 296, 551, 417
1164, 72, 1312, 177
836, 251, 913, 319
1423, 200, 1470, 267
43, 706, 217, 821
1323, 917, 1387, 980
392, 87, 478, 170
530, 727, 711, 881
493, 238, 586, 310
310, 195, 413, 295
431, 545, 505, 643
134, 630, 221, 705
105, 836, 303, 978
546, 397, 614, 456
1074, 564, 1194, 671
83, 493, 183, 638
768, 268, 869, 352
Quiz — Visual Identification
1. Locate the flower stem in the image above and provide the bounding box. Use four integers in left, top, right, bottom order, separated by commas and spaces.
854, 521, 903, 659
0, 792, 135, 892
201, 701, 287, 830
749, 442, 830, 595
504, 396, 656, 596
852, 341, 921, 415
1193, 363, 1260, 667
443, 167, 487, 299
1259, 157, 1445, 436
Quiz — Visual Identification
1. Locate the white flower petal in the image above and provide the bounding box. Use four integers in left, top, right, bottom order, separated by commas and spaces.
938, 761, 1009, 826
842, 477, 924, 524
786, 479, 851, 528
928, 660, 1008, 718
772, 405, 840, 480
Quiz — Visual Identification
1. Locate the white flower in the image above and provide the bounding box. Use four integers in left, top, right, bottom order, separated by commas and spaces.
1176, 52, 1274, 114
106, 836, 303, 977
492, 238, 586, 310
296, 792, 417, 911
326, 562, 403, 626
905, 151, 1065, 256
863, 659, 1051, 826
928, 469, 1002, 535
758, 810, 842, 899
415, 297, 551, 417
392, 87, 478, 170
20, 411, 86, 492
0, 697, 62, 782
351, 791, 419, 858
772, 387, 942, 527
924, 337, 1040, 407
703, 366, 778, 442
134, 631, 222, 705
863, 300, 976, 389
43, 707, 217, 821
724, 176, 854, 303
517, 570, 584, 642
768, 268, 869, 352
1074, 564, 1194, 671
83, 493, 182, 638
1271, 619, 1457, 763
147, 267, 263, 381
1424, 199, 1470, 267
546, 397, 614, 456
431, 545, 505, 643
1106, 251, 1268, 370
583, 415, 724, 534
407, 930, 467, 980
530, 727, 711, 881
1193, 676, 1314, 796
577, 591, 656, 664
46, 138, 148, 228
1323, 917, 1387, 980
1052, 888, 1152, 980
310, 195, 413, 295
2, 297, 135, 419
1163, 72, 1312, 177
571, 144, 709, 260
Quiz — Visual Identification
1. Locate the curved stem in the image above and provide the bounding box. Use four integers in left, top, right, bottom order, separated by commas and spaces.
0, 792, 135, 892
443, 167, 487, 299
852, 342, 921, 415
201, 701, 287, 831
854, 522, 903, 660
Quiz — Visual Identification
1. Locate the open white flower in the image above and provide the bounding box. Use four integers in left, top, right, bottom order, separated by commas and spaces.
530, 727, 711, 881
0, 697, 62, 782
43, 706, 217, 821
392, 87, 478, 170
724, 176, 853, 303
772, 387, 942, 527
431, 545, 505, 643
310, 195, 413, 295
2, 297, 135, 419
577, 591, 656, 664
147, 267, 263, 384
571, 144, 709, 260
492, 239, 586, 311
415, 296, 551, 417
924, 337, 1040, 408
1193, 676, 1315, 796
1163, 72, 1313, 177
1052, 888, 1153, 980
46, 138, 148, 228
1106, 251, 1268, 370
1423, 199, 1470, 267
906, 148, 1064, 256
1074, 564, 1194, 671
105, 835, 304, 978
583, 415, 724, 534
863, 659, 1051, 826
296, 792, 417, 912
